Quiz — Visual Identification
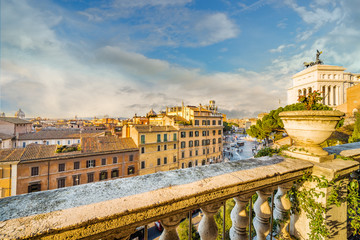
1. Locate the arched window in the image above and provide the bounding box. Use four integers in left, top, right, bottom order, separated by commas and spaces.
202, 160, 206, 165
188, 161, 193, 168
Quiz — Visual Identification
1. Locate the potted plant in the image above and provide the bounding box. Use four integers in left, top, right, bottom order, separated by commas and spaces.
279, 91, 344, 162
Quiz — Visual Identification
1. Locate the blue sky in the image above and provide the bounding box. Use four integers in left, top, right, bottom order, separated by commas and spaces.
1, 0, 360, 118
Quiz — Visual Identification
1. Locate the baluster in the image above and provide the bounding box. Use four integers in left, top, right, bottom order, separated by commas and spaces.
273, 183, 292, 239
160, 213, 186, 240
253, 188, 274, 240
199, 202, 222, 240
230, 193, 254, 240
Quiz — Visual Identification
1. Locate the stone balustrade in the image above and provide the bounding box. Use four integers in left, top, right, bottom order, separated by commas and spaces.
0, 156, 358, 240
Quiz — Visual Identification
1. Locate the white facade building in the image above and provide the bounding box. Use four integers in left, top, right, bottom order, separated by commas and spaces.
288, 65, 360, 107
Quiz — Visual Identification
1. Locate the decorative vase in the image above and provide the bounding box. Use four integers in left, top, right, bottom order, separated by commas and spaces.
279, 110, 344, 162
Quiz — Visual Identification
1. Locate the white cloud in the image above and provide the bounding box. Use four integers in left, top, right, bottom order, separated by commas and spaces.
269, 44, 295, 53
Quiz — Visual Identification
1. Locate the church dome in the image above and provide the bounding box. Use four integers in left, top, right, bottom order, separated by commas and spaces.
147, 108, 157, 117
15, 108, 25, 119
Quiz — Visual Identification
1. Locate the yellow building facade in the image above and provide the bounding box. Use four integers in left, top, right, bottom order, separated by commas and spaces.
123, 101, 224, 175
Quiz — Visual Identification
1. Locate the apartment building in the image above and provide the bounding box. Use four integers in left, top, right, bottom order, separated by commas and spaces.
0, 136, 139, 198
123, 101, 224, 175
122, 125, 178, 175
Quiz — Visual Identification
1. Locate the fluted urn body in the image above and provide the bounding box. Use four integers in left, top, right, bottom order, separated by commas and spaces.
279, 110, 344, 162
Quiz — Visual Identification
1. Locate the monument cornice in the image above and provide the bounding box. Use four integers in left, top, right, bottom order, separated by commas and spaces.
292, 65, 346, 79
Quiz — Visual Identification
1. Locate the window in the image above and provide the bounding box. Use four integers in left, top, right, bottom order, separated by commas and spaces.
195, 131, 199, 137
181, 141, 186, 148
181, 152, 185, 158
141, 147, 145, 154
207, 130, 209, 136
57, 178, 66, 188
213, 130, 216, 136
202, 140, 206, 146
157, 145, 161, 151
212, 120, 216, 125
173, 133, 177, 141
129, 155, 134, 161
101, 158, 106, 165
68, 140, 71, 145
181, 132, 186, 138
164, 134, 167, 142
195, 120, 199, 126
207, 148, 209, 154
213, 147, 215, 153
113, 157, 118, 164
157, 158, 161, 165
218, 120, 222, 125
195, 160, 198, 166
195, 150, 198, 156
182, 163, 185, 168
207, 139, 210, 145
128, 166, 135, 175
202, 160, 206, 165
218, 138, 222, 143
207, 120, 210, 126
189, 150, 192, 157
173, 156, 177, 163
87, 172, 94, 183
218, 130, 221, 135
174, 144, 177, 149
189, 140, 193, 147
164, 157, 167, 164
213, 139, 216, 144
195, 140, 199, 146
189, 131, 193, 137
164, 145, 167, 150
202, 131, 206, 136
141, 135, 145, 144
157, 134, 161, 143
202, 120, 206, 125
86, 160, 96, 168
74, 161, 80, 169
58, 163, 65, 172
111, 169, 119, 178
73, 175, 81, 186
31, 167, 39, 176
23, 142, 26, 148
141, 161, 145, 169
28, 182, 41, 193
203, 149, 206, 155
100, 171, 108, 181
188, 161, 193, 168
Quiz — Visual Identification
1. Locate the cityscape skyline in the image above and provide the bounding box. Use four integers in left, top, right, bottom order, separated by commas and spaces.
1, 0, 360, 118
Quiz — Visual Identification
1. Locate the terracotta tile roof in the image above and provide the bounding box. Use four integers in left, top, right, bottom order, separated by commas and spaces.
0, 136, 137, 163
0, 117, 31, 124
165, 115, 188, 122
0, 148, 24, 162
133, 125, 177, 132
18, 129, 104, 140
81, 136, 137, 153
0, 133, 14, 140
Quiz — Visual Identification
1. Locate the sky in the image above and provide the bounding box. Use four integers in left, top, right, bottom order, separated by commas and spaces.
1, 0, 360, 119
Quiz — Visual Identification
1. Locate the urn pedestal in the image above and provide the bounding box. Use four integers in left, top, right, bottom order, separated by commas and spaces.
279, 110, 344, 163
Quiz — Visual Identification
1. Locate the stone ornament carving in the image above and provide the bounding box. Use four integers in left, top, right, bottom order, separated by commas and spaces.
199, 202, 223, 240
230, 193, 254, 240
253, 188, 274, 240
159, 213, 187, 240
273, 183, 292, 239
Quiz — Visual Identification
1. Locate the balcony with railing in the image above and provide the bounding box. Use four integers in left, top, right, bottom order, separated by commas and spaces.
1, 150, 358, 240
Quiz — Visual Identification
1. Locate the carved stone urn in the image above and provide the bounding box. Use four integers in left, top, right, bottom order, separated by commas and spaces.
279, 110, 344, 162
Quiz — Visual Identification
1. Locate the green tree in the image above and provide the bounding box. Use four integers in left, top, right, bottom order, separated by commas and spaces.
349, 112, 360, 143
177, 218, 200, 240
